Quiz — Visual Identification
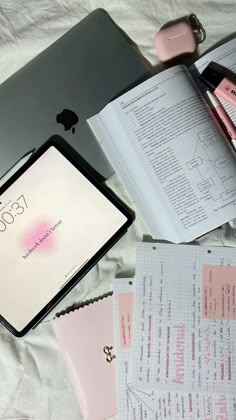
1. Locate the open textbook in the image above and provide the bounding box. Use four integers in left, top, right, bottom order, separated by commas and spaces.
88, 39, 236, 243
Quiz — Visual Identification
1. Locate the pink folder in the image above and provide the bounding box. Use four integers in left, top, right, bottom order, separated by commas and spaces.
53, 294, 116, 420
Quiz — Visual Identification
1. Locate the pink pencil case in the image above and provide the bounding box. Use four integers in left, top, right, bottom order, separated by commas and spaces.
53, 294, 116, 420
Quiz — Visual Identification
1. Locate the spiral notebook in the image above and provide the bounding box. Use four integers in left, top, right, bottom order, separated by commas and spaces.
53, 294, 116, 420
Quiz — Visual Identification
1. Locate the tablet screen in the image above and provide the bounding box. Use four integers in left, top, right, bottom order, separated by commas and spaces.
0, 145, 128, 333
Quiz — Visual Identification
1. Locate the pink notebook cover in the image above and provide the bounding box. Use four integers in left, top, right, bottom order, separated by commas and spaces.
53, 295, 116, 420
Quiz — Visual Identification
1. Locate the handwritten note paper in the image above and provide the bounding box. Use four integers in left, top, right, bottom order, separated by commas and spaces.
113, 275, 236, 419
203, 265, 236, 320
132, 243, 236, 396
118, 292, 134, 349
113, 279, 157, 419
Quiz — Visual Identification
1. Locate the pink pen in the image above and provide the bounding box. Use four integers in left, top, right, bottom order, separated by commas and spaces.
205, 90, 236, 151
200, 64, 236, 109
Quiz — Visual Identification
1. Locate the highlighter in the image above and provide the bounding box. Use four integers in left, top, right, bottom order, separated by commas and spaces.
200, 64, 236, 109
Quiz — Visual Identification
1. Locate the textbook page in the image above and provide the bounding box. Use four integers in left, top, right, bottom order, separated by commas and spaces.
89, 65, 236, 243
113, 277, 236, 420
190, 38, 236, 124
132, 242, 236, 396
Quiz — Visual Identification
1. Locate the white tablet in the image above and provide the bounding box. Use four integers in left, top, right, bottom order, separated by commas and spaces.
0, 136, 134, 336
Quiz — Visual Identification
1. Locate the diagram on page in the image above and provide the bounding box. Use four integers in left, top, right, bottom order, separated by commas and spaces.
185, 127, 236, 202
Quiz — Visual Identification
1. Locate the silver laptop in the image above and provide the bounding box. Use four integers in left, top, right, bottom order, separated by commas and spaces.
0, 9, 151, 181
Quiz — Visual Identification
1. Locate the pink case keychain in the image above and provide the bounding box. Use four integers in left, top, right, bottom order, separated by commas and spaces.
154, 14, 206, 62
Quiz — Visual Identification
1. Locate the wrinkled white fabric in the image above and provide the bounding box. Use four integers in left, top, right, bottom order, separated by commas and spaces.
0, 1, 235, 419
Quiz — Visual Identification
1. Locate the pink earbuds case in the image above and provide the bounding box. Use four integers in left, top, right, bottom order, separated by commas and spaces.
154, 21, 196, 62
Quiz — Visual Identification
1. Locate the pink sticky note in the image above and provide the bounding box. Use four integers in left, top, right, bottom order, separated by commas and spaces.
118, 292, 134, 348
202, 265, 236, 320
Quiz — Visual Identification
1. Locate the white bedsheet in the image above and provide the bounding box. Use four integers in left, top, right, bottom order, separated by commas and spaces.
0, 1, 235, 419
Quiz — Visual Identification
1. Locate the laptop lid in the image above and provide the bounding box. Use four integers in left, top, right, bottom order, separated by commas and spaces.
0, 9, 152, 181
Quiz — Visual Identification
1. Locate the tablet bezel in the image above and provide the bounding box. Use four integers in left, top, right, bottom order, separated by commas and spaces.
0, 135, 134, 336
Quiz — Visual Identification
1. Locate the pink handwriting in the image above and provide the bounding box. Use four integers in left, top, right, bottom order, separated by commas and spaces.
172, 322, 185, 385
215, 394, 228, 420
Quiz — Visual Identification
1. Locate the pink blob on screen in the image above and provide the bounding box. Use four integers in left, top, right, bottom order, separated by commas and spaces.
21, 220, 55, 252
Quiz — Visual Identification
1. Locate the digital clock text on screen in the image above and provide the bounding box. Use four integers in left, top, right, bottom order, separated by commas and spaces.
0, 195, 28, 232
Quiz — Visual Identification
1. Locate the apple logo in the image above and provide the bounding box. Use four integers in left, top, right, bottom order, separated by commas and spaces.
56, 109, 79, 134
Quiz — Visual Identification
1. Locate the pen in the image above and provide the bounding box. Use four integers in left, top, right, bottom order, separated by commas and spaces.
0, 149, 35, 188
204, 90, 236, 151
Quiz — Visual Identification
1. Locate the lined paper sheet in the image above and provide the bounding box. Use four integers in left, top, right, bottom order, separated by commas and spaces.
132, 242, 236, 394
113, 276, 236, 419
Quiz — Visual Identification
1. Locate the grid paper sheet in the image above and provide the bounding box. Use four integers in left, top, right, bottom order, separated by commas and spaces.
132, 242, 236, 395
113, 276, 236, 419
113, 278, 157, 419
